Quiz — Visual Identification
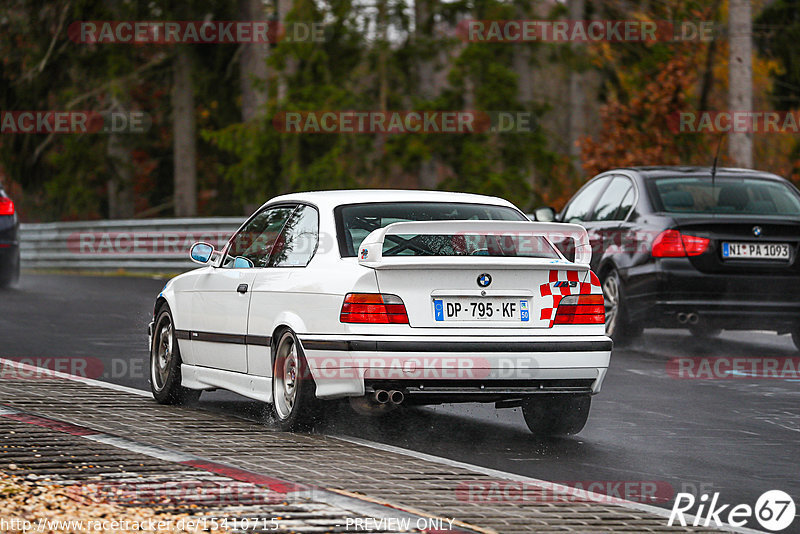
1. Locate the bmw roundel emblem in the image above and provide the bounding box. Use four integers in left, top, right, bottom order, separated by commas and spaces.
752, 226, 762, 237
477, 273, 492, 287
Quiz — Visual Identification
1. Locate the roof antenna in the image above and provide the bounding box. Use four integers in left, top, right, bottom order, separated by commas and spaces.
711, 133, 726, 191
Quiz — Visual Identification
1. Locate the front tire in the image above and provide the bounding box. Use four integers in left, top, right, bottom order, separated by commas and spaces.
150, 305, 201, 405
271, 330, 320, 431
522, 394, 591, 436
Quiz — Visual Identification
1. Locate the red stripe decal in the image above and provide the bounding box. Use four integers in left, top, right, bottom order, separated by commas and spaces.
180, 459, 306, 493
1, 412, 99, 436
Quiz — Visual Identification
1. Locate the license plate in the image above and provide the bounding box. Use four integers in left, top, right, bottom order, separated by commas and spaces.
433, 298, 530, 321
722, 242, 791, 261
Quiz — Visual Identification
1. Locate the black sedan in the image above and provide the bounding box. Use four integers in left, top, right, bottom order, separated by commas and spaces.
534, 166, 800, 349
0, 185, 19, 288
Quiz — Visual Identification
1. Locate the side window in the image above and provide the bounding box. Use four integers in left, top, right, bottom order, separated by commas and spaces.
268, 205, 319, 267
562, 177, 609, 223
593, 176, 634, 221
614, 186, 635, 220
223, 206, 296, 268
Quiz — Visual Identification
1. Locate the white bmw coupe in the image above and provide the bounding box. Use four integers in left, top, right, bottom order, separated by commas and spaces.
149, 190, 612, 435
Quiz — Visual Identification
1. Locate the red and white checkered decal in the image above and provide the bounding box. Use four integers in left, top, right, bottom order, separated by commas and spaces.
538, 270, 602, 327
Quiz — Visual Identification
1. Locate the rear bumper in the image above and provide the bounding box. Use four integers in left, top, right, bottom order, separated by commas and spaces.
298, 335, 612, 401
624, 260, 800, 331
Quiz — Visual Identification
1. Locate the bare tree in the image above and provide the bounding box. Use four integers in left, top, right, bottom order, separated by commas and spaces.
276, 0, 296, 102
728, 0, 753, 168
415, 0, 439, 189
172, 47, 197, 217
106, 97, 135, 219
567, 0, 585, 171
240, 0, 269, 121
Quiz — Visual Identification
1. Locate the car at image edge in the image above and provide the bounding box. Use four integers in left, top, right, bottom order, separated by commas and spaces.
0, 185, 20, 288
533, 166, 800, 349
148, 190, 612, 435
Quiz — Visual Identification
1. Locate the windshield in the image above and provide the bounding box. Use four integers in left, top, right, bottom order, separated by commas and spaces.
335, 202, 527, 257
649, 176, 800, 216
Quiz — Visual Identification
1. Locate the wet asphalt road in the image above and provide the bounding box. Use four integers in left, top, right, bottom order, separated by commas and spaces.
1, 273, 799, 524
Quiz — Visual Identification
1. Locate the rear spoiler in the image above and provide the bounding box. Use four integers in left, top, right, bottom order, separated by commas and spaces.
357, 220, 591, 269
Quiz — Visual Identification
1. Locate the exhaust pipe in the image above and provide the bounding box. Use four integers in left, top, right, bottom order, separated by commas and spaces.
687, 313, 699, 325
389, 390, 405, 405
373, 390, 390, 404
677, 312, 688, 324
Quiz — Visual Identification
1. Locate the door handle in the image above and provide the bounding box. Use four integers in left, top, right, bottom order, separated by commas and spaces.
237, 284, 248, 294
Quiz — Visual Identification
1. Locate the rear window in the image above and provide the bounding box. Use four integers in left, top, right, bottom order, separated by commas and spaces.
381, 233, 561, 258
335, 202, 527, 257
649, 177, 800, 216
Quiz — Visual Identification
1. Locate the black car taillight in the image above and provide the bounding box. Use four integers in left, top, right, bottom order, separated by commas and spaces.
651, 230, 709, 257
0, 197, 14, 216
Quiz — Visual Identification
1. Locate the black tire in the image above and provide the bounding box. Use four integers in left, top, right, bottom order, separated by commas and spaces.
271, 330, 321, 431
601, 269, 640, 341
521, 394, 591, 436
150, 305, 201, 405
792, 330, 800, 352
0, 252, 19, 288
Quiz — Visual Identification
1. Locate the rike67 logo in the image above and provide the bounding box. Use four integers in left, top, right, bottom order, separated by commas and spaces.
669, 490, 795, 531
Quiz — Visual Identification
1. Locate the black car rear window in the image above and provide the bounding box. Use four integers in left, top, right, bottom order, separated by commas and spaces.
335, 202, 527, 257
649, 177, 800, 216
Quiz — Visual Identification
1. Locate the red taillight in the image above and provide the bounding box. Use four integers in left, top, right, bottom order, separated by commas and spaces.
680, 234, 710, 256
651, 230, 709, 257
0, 197, 14, 216
554, 294, 605, 325
340, 293, 409, 324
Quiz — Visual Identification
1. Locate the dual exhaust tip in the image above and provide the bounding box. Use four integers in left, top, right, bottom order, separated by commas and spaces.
677, 312, 699, 325
373, 389, 404, 405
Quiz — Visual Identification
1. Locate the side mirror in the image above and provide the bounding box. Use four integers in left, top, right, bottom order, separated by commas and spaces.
190, 242, 214, 264
232, 256, 254, 269
533, 207, 557, 222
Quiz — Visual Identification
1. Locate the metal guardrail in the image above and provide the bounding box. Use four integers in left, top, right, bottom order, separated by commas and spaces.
20, 217, 244, 272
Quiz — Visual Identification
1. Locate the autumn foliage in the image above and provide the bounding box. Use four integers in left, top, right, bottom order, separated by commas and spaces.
581, 51, 706, 177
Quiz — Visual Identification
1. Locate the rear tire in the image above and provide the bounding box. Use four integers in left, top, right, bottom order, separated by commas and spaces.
521, 394, 591, 436
602, 269, 639, 341
150, 305, 201, 405
271, 330, 321, 431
